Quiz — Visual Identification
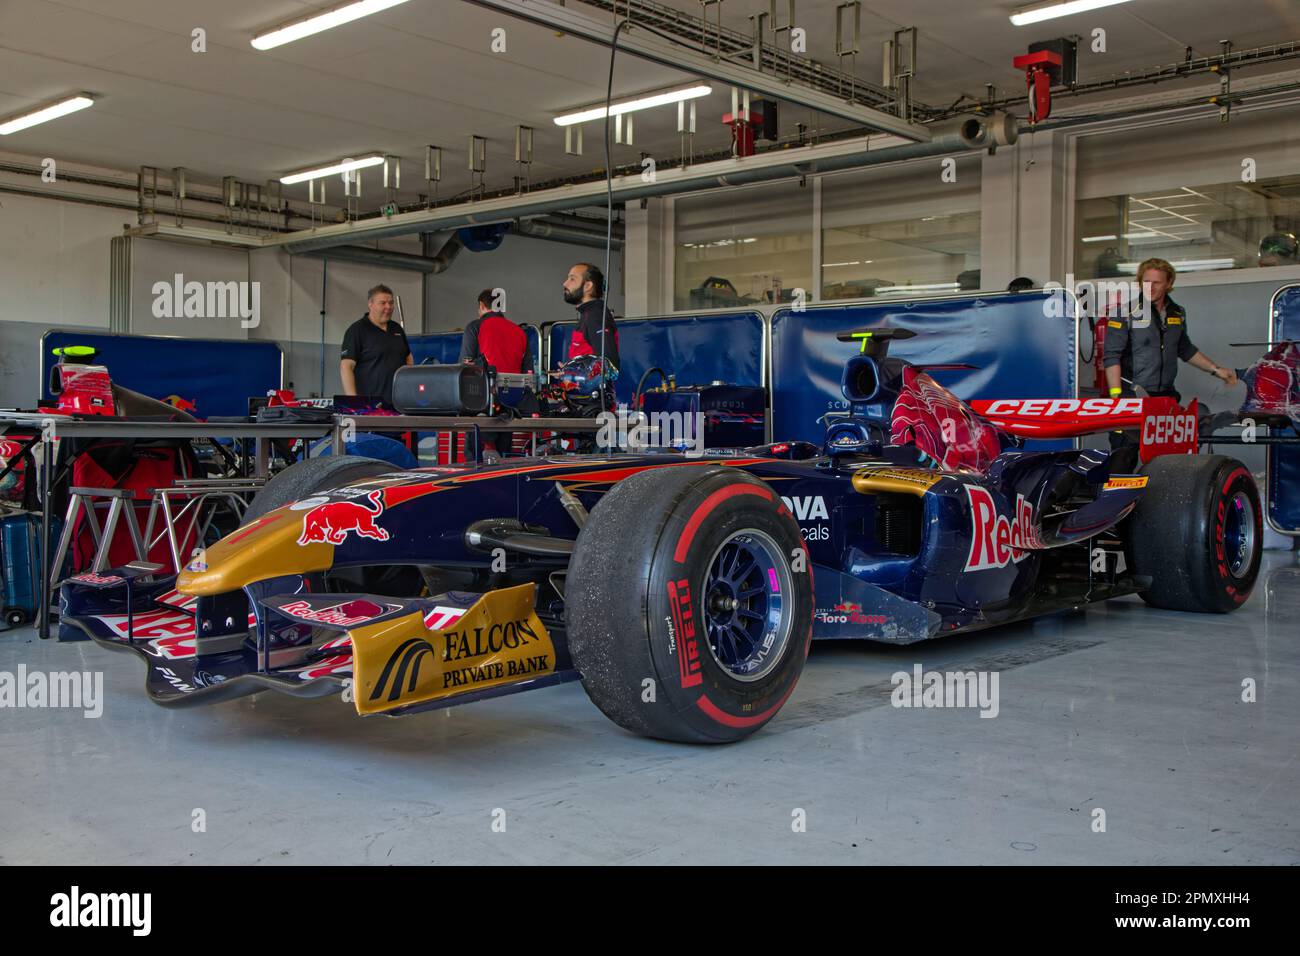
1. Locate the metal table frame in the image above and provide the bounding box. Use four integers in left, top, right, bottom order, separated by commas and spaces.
0, 412, 601, 639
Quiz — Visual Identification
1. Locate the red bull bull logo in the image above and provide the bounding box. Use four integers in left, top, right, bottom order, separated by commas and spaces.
294, 490, 390, 546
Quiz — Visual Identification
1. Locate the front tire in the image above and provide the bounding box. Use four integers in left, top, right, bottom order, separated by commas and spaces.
566, 466, 814, 743
243, 455, 394, 522
1125, 455, 1261, 612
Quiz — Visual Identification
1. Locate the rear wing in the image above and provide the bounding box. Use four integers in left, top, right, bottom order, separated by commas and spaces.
969, 396, 1198, 462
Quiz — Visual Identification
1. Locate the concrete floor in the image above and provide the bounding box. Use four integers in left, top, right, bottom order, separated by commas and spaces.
2, 552, 1298, 866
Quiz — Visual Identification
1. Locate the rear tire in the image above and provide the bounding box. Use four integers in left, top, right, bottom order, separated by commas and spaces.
1124, 455, 1261, 612
566, 466, 814, 743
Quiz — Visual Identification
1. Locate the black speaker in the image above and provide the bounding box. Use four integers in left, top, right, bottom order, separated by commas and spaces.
392, 364, 491, 415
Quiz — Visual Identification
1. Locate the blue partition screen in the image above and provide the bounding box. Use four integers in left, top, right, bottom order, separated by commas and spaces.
410, 325, 541, 369
547, 311, 764, 404
41, 330, 282, 418
770, 292, 1076, 446
1269, 285, 1300, 533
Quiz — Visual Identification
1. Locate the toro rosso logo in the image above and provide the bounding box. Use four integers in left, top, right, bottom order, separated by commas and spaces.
293, 490, 390, 546
965, 486, 1038, 571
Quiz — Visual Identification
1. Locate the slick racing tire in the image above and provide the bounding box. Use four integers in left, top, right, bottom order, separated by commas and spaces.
243, 455, 395, 523
1124, 455, 1261, 613
566, 466, 814, 744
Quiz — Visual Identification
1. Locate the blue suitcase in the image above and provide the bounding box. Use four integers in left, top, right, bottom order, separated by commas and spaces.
1, 512, 60, 630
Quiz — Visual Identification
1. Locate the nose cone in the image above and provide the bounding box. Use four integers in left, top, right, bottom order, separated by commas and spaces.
177, 507, 333, 596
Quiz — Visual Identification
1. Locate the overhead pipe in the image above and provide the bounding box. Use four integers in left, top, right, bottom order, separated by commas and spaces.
278, 115, 1011, 253
514, 218, 624, 249
464, 0, 931, 141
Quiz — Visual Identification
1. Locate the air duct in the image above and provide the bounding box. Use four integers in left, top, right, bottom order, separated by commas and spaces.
295, 231, 464, 272
514, 217, 624, 249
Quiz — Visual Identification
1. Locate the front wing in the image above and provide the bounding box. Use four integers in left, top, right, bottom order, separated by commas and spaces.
60, 574, 579, 714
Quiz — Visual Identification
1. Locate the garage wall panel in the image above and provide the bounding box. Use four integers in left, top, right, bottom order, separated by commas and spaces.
771, 292, 1076, 446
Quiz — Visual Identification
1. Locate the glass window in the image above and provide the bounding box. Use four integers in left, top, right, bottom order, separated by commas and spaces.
1075, 176, 1300, 279
1073, 106, 1300, 278
821, 155, 982, 300
674, 180, 813, 310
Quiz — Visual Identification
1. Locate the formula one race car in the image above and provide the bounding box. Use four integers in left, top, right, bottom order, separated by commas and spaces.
59, 329, 1262, 743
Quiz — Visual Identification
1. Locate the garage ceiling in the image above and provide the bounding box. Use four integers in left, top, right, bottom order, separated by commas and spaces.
1, 0, 1298, 205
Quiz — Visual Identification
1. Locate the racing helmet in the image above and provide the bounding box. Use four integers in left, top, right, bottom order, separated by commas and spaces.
1259, 232, 1299, 267
555, 354, 617, 415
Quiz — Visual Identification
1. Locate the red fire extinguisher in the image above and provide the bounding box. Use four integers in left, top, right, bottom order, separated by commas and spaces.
1093, 316, 1108, 393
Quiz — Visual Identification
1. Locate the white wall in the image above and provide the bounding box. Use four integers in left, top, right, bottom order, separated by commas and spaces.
0, 193, 132, 406
424, 232, 624, 335
0, 192, 127, 330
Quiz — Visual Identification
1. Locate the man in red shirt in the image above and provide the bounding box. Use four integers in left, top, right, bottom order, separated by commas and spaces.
460, 289, 532, 461
459, 288, 531, 374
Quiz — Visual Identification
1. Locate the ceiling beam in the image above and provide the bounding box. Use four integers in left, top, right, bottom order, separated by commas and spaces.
463, 0, 932, 142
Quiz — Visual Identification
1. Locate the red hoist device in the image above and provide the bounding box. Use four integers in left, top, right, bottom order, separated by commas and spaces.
1012, 39, 1107, 387
723, 90, 777, 158
1013, 49, 1063, 124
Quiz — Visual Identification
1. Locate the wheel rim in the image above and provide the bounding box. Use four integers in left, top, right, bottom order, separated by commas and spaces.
702, 529, 793, 682
1222, 490, 1257, 579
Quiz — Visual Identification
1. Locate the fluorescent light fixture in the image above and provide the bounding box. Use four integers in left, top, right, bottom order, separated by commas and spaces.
554, 84, 712, 127
824, 261, 862, 268
1119, 258, 1235, 272
876, 282, 962, 294
1122, 231, 1158, 239
280, 153, 384, 184
1082, 234, 1118, 243
0, 94, 94, 135
1010, 0, 1132, 27
252, 0, 410, 51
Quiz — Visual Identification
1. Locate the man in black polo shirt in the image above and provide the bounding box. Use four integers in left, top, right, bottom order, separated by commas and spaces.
340, 284, 412, 406
561, 262, 619, 371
